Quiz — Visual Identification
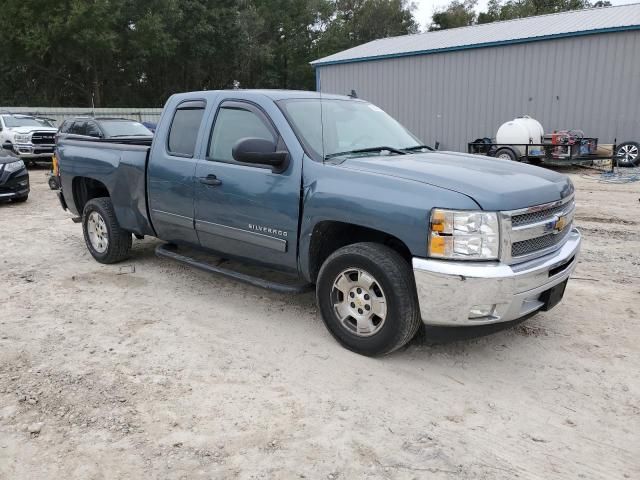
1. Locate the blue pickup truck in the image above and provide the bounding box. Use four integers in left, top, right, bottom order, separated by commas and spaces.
56, 90, 581, 356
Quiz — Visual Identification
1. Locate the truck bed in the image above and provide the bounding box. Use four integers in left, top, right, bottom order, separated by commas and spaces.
57, 137, 155, 236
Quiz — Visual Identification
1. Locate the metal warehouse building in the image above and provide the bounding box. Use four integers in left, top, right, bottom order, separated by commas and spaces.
312, 4, 640, 151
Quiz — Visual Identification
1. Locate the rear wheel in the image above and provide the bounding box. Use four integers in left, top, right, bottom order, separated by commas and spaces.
82, 197, 132, 264
316, 243, 421, 356
616, 141, 640, 167
48, 176, 60, 190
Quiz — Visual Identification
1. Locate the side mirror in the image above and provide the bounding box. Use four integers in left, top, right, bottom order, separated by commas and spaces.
232, 137, 289, 173
2, 142, 14, 151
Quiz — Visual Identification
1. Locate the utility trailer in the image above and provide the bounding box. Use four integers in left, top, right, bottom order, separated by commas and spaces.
467, 116, 621, 167
467, 137, 615, 166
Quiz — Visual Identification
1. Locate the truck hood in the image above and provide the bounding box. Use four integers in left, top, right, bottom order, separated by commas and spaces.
6, 126, 58, 134
339, 151, 574, 211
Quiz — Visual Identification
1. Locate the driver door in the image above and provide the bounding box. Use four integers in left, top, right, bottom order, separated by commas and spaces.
193, 100, 301, 273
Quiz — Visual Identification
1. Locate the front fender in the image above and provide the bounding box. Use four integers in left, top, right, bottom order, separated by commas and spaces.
298, 158, 480, 281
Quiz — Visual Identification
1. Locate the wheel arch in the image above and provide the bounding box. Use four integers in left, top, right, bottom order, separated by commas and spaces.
72, 176, 110, 214
305, 220, 413, 284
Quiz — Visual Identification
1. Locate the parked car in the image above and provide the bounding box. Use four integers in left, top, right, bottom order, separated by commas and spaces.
142, 121, 157, 133
0, 150, 29, 202
0, 113, 58, 166
56, 90, 581, 356
56, 117, 153, 142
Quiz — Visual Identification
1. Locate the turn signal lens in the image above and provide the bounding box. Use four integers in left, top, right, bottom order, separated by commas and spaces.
430, 235, 446, 255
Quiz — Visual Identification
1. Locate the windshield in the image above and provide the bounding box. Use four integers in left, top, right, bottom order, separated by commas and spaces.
98, 120, 153, 137
2, 115, 47, 128
37, 118, 55, 127
279, 98, 422, 160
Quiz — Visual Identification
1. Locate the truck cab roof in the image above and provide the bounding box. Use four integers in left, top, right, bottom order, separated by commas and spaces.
168, 89, 357, 103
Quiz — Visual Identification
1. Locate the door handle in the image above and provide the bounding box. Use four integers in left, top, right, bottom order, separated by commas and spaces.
199, 174, 222, 186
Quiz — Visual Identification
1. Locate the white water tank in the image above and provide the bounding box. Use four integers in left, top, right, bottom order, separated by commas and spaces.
496, 116, 544, 156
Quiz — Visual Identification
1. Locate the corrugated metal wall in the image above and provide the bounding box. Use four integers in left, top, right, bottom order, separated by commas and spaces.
0, 107, 162, 125
317, 31, 640, 151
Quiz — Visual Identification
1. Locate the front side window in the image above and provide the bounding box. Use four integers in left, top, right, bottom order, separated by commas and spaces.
59, 120, 72, 133
168, 103, 205, 157
208, 105, 275, 163
85, 122, 102, 138
278, 99, 422, 160
72, 121, 88, 136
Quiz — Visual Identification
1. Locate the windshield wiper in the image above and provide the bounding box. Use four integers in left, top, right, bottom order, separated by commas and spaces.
325, 146, 407, 160
402, 145, 434, 152
110, 134, 151, 137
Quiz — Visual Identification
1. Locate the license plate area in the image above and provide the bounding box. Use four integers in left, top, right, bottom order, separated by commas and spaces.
539, 279, 568, 311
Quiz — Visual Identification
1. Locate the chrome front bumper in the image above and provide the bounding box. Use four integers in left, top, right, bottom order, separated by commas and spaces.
412, 228, 581, 326
12, 143, 55, 159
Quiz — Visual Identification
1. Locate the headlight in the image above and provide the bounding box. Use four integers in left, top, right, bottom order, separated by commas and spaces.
429, 209, 500, 260
14, 134, 31, 143
4, 160, 25, 173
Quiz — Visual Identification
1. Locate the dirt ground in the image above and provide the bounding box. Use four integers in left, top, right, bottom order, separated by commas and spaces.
1, 165, 639, 480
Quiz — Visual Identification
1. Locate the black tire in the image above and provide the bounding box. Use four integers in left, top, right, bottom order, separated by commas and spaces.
11, 194, 28, 203
615, 141, 640, 167
82, 197, 132, 264
48, 176, 60, 190
316, 242, 422, 356
495, 148, 519, 161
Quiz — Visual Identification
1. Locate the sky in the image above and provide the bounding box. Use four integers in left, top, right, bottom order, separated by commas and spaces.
412, 0, 639, 29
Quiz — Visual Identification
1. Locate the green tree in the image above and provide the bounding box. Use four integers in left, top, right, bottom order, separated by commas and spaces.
318, 0, 418, 57
477, 0, 597, 24
0, 0, 420, 106
429, 0, 477, 31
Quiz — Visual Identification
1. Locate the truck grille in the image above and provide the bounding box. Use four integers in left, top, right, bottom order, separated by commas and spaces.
511, 203, 569, 227
31, 132, 56, 145
507, 196, 575, 262
512, 227, 571, 257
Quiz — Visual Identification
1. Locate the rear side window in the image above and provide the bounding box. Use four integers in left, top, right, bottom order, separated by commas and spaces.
208, 105, 275, 163
168, 101, 205, 157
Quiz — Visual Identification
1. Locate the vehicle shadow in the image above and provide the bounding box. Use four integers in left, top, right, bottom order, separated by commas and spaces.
128, 239, 534, 351
412, 316, 532, 347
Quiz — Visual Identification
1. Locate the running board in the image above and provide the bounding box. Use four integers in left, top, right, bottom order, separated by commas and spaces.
155, 243, 313, 294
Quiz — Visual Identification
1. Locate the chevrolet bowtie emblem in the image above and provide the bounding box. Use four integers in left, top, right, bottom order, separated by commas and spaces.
546, 214, 568, 234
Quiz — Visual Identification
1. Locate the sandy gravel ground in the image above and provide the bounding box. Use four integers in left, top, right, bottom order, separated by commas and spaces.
1, 165, 639, 479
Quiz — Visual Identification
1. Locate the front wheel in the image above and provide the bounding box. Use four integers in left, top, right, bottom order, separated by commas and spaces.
316, 243, 422, 356
82, 197, 132, 264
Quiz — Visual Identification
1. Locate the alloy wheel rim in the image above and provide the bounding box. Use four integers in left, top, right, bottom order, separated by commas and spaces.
331, 268, 387, 337
619, 144, 638, 163
87, 211, 109, 253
